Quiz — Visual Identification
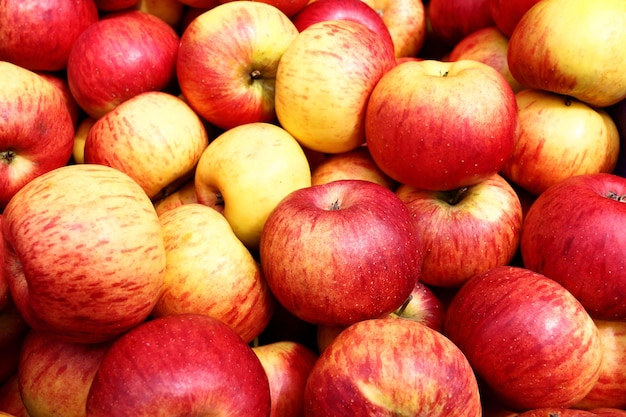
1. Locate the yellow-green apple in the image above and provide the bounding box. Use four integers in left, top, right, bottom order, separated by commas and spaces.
447, 26, 524, 93
575, 319, 626, 410
444, 266, 604, 410
85, 314, 271, 417
84, 91, 209, 200
487, 0, 541, 37
153, 180, 199, 216
194, 122, 311, 250
0, 375, 28, 417
291, 0, 394, 53
71, 117, 96, 165
427, 0, 494, 47
2, 164, 166, 344
365, 59, 517, 191
501, 89, 620, 196
362, 0, 426, 58
0, 0, 99, 71
507, 0, 626, 108
305, 317, 482, 416
0, 305, 28, 385
177, 1, 299, 130
252, 341, 318, 417
94, 0, 138, 11
396, 173, 523, 288
67, 10, 179, 119
218, 0, 308, 17
17, 330, 110, 417
0, 61, 75, 209
310, 146, 397, 189
153, 203, 274, 343
259, 179, 423, 327
275, 19, 396, 154
520, 173, 626, 321
133, 0, 185, 27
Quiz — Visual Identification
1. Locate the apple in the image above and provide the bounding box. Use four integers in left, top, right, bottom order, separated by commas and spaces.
487, 0, 541, 37
444, 265, 604, 410
85, 314, 271, 417
365, 59, 517, 191
259, 179, 423, 327
0, 375, 28, 417
520, 173, 626, 320
153, 179, 199, 216
608, 99, 626, 177
0, 0, 99, 71
310, 146, 397, 189
396, 173, 523, 288
133, 0, 185, 27
2, 164, 166, 344
194, 122, 311, 250
591, 409, 626, 417
153, 203, 275, 343
305, 317, 482, 416
507, 0, 626, 108
291, 0, 395, 53
71, 117, 96, 165
177, 1, 299, 131
501, 89, 620, 196
94, 0, 138, 11
252, 341, 318, 417
0, 61, 75, 209
17, 330, 110, 417
36, 72, 81, 127
447, 26, 525, 93
427, 0, 495, 47
275, 19, 396, 154
218, 0, 308, 17
84, 91, 209, 200
515, 410, 597, 417
67, 10, 180, 119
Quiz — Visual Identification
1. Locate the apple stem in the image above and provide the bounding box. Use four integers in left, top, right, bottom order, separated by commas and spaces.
250, 69, 262, 81
606, 190, 626, 202
564, 96, 572, 106
447, 187, 468, 205
395, 294, 414, 316
1, 150, 16, 164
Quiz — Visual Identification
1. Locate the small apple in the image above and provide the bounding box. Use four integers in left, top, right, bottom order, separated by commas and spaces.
85, 314, 272, 417
427, 0, 495, 47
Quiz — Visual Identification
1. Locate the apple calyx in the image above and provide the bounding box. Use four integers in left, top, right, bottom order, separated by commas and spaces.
446, 186, 469, 205
328, 199, 342, 210
606, 190, 626, 202
1, 150, 16, 165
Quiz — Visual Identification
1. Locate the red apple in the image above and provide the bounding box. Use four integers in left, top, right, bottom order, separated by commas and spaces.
516, 410, 597, 417
520, 173, 626, 320
0, 0, 99, 71
133, 0, 185, 28
590, 409, 626, 417
0, 375, 28, 417
487, 0, 541, 37
291, 0, 394, 52
259, 179, 423, 327
2, 164, 166, 344
36, 72, 81, 127
389, 280, 446, 331
396, 173, 523, 288
252, 341, 318, 417
444, 266, 604, 410
0, 61, 75, 209
177, 1, 299, 130
305, 317, 482, 416
67, 10, 179, 119
218, 0, 308, 17
365, 59, 517, 191
94, 0, 138, 11
86, 314, 271, 417
428, 0, 495, 47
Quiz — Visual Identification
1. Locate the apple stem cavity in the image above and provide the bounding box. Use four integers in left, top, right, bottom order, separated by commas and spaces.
606, 190, 626, 202
447, 186, 469, 205
1, 150, 16, 165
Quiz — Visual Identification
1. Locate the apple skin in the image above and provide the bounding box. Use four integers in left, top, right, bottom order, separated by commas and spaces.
365, 59, 517, 191
2, 164, 166, 344
275, 19, 397, 154
396, 173, 523, 288
590, 409, 626, 417
0, 0, 99, 71
252, 341, 319, 417
153, 179, 199, 216
507, 0, 626, 108
177, 1, 299, 131
85, 314, 271, 417
218, 0, 308, 17
304, 317, 482, 416
133, 0, 185, 28
428, 0, 495, 47
67, 10, 179, 119
520, 173, 626, 320
152, 203, 275, 343
259, 179, 423, 327
0, 374, 28, 417
515, 410, 597, 417
94, 0, 138, 11
84, 91, 209, 200
501, 89, 620, 196
0, 62, 75, 209
444, 266, 603, 410
17, 330, 111, 417
487, 0, 541, 37
36, 72, 81, 128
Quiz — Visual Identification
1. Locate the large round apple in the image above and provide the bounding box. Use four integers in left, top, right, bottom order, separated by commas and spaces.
365, 59, 517, 191
259, 179, 423, 327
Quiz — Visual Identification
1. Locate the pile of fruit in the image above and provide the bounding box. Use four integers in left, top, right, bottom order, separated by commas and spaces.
1, 0, 626, 416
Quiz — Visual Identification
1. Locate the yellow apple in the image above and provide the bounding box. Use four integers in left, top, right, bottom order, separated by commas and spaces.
71, 116, 96, 164
194, 122, 311, 249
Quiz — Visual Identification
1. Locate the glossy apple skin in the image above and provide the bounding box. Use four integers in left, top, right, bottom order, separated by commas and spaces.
67, 10, 179, 119
365, 59, 517, 191
0, 62, 75, 209
428, 0, 495, 47
521, 173, 626, 320
2, 164, 166, 344
305, 317, 482, 416
86, 314, 271, 417
260, 180, 423, 327
444, 266, 603, 410
488, 0, 541, 37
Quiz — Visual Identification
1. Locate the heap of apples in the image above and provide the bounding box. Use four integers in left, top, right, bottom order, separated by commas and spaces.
1, 0, 626, 415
